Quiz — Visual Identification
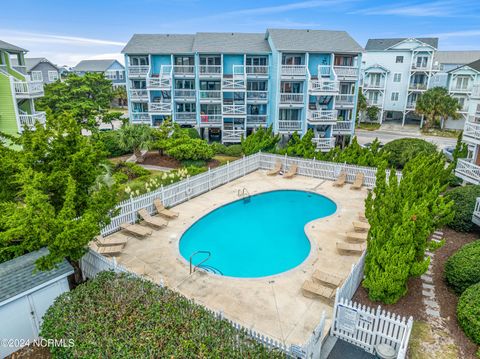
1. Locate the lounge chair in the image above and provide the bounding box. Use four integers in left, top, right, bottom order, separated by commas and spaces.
302, 280, 336, 300
95, 235, 128, 247
353, 220, 370, 232
350, 173, 365, 190
153, 199, 179, 219
138, 209, 168, 229
120, 222, 152, 238
312, 270, 343, 287
346, 231, 368, 242
333, 171, 347, 187
90, 242, 124, 256
336, 241, 366, 253
283, 164, 298, 179
267, 160, 282, 176
358, 212, 368, 222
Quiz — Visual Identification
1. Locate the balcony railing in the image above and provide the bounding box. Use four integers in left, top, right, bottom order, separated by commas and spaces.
223, 129, 245, 142
199, 114, 222, 126
199, 90, 222, 101
246, 115, 268, 126
128, 65, 149, 78
307, 109, 338, 124
149, 102, 172, 113
13, 80, 44, 98
278, 120, 302, 131
281, 65, 306, 77
473, 198, 480, 226
318, 65, 332, 77
455, 158, 480, 185
174, 89, 196, 99
246, 66, 268, 76
366, 98, 382, 106
223, 104, 246, 115
336, 94, 355, 107
222, 78, 246, 90
309, 80, 339, 94
450, 85, 471, 93
312, 137, 335, 152
333, 66, 358, 78
199, 65, 222, 76
130, 89, 148, 101
332, 121, 354, 134
247, 91, 268, 101
131, 112, 150, 123
18, 111, 46, 128
280, 93, 304, 104
175, 112, 197, 124
411, 63, 430, 71
173, 65, 195, 76
409, 83, 428, 90
406, 101, 417, 110
468, 114, 480, 123
471, 85, 480, 99
363, 82, 384, 90
463, 121, 480, 143
147, 65, 172, 89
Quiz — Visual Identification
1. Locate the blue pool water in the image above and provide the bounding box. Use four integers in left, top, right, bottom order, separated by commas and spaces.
179, 190, 337, 278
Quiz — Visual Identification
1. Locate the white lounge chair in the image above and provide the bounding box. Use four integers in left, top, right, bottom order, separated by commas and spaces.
120, 222, 152, 238
154, 199, 179, 219
350, 173, 365, 190
267, 160, 282, 176
302, 280, 336, 300
333, 171, 347, 187
138, 209, 168, 229
90, 242, 124, 257
284, 164, 298, 179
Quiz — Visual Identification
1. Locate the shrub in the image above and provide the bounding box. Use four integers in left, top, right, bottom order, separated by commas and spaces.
281, 130, 316, 158
445, 241, 480, 294
457, 282, 480, 345
182, 127, 201, 139
94, 131, 131, 157
41, 272, 283, 358
165, 138, 214, 161
241, 126, 280, 155
446, 185, 480, 232
113, 161, 150, 180
224, 144, 243, 157
381, 138, 437, 169
210, 142, 227, 155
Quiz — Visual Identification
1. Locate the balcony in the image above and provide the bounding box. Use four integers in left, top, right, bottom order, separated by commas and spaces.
332, 121, 354, 134
13, 80, 44, 99
173, 65, 195, 77
129, 89, 149, 101
307, 109, 338, 124
411, 63, 431, 71
281, 65, 306, 77
199, 90, 222, 102
455, 158, 480, 185
147, 66, 172, 90
278, 120, 302, 132
199, 65, 222, 77
148, 101, 172, 114
246, 91, 268, 102
363, 82, 385, 90
223, 104, 246, 115
222, 129, 245, 143
174, 89, 196, 100
131, 112, 150, 123
246, 115, 268, 127
336, 94, 355, 108
309, 80, 339, 95
333, 65, 358, 79
471, 85, 480, 99
463, 121, 480, 145
246, 66, 268, 77
472, 198, 480, 226
128, 65, 149, 78
406, 101, 417, 110
18, 111, 46, 129
318, 65, 332, 77
279, 93, 304, 105
366, 98, 382, 107
222, 78, 246, 90
450, 85, 472, 93
175, 112, 197, 125
199, 114, 222, 127
312, 137, 335, 152
409, 83, 428, 91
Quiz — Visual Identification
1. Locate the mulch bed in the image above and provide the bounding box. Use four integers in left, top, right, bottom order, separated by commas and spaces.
142, 151, 221, 169
6, 344, 50, 359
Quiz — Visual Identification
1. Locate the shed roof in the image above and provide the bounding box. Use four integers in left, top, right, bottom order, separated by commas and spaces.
0, 39, 27, 53
365, 38, 438, 51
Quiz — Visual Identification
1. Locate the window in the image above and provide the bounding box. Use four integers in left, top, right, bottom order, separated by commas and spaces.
391, 92, 399, 101
281, 81, 302, 93
48, 71, 59, 82
175, 79, 195, 89
31, 71, 43, 82
279, 109, 301, 121
119, 71, 124, 80
282, 54, 302, 65
174, 56, 194, 65
246, 56, 268, 66
176, 102, 195, 113
415, 56, 428, 68
393, 73, 401, 82
369, 73, 381, 87
395, 56, 404, 63
105, 71, 117, 80
200, 81, 220, 91
199, 56, 220, 65
455, 76, 470, 90
130, 56, 148, 66
247, 81, 267, 91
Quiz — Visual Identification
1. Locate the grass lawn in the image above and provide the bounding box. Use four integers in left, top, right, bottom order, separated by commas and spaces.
356, 122, 381, 131
213, 155, 241, 165
421, 128, 461, 138
409, 321, 460, 359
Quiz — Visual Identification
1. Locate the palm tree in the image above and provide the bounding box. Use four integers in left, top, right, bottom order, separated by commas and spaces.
117, 124, 152, 161
415, 87, 461, 129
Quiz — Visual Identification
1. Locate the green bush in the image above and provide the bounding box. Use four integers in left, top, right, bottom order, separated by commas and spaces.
210, 142, 227, 155
241, 126, 280, 155
113, 161, 150, 180
224, 144, 243, 157
41, 272, 283, 358
93, 131, 131, 157
457, 282, 480, 345
446, 185, 480, 232
445, 241, 480, 294
380, 138, 438, 169
182, 127, 201, 139
165, 138, 214, 161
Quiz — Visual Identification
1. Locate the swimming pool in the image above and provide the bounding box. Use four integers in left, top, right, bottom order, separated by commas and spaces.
179, 190, 337, 278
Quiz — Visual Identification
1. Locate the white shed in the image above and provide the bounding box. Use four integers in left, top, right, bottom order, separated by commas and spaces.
0, 248, 73, 357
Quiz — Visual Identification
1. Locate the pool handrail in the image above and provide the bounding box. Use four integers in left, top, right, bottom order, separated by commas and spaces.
189, 250, 211, 274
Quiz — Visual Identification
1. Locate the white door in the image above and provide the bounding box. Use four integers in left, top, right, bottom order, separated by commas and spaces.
29, 281, 67, 330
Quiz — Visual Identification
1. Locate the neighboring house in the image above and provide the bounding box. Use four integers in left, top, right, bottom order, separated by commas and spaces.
11, 57, 60, 85
0, 40, 45, 137
72, 59, 126, 87
122, 29, 363, 149
0, 248, 73, 357
361, 37, 439, 126
58, 65, 72, 78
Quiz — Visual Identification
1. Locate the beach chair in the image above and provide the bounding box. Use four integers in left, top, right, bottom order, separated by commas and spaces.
358, 212, 368, 223
138, 209, 168, 229
312, 270, 343, 287
90, 242, 124, 257
283, 164, 298, 179
95, 235, 128, 247
353, 220, 370, 232
346, 231, 368, 242
301, 280, 336, 300
120, 222, 152, 238
350, 173, 365, 190
336, 241, 366, 253
154, 199, 179, 219
267, 160, 282, 176
333, 171, 347, 187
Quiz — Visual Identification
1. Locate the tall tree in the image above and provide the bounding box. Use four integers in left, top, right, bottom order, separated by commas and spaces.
415, 87, 461, 129
356, 91, 368, 122
117, 124, 153, 157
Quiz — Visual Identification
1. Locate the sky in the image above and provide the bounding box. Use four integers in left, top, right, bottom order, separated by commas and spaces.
1, 0, 480, 66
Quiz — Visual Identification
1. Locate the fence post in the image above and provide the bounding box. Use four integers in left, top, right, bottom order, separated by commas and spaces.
227, 161, 230, 182
129, 196, 135, 223
243, 155, 246, 177
161, 185, 165, 203
208, 167, 211, 191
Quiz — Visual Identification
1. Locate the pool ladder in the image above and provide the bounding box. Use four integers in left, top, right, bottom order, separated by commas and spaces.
189, 250, 211, 274
238, 187, 251, 202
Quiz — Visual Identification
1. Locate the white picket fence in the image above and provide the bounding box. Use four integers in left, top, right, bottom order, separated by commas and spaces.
336, 251, 367, 301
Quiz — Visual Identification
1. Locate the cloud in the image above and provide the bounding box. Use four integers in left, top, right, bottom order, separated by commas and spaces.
226, 0, 354, 16
421, 29, 480, 39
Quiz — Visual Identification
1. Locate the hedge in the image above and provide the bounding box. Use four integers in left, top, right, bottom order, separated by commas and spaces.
444, 240, 480, 294
457, 282, 480, 345
446, 185, 480, 232
41, 272, 284, 358
94, 131, 132, 157
381, 138, 437, 169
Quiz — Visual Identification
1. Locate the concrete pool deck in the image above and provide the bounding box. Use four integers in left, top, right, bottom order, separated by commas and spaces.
103, 170, 368, 346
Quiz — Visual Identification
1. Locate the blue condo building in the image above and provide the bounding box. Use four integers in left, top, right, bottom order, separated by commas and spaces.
122, 29, 363, 150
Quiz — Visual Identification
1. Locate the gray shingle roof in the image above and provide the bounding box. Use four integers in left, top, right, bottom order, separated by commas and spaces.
11, 57, 59, 71
73, 59, 123, 72
266, 29, 363, 53
0, 248, 73, 304
365, 38, 438, 51
435, 51, 480, 65
0, 39, 27, 53
192, 32, 270, 53
122, 34, 195, 54
467, 59, 480, 72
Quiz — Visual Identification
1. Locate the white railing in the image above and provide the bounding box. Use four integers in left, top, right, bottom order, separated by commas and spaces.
13, 80, 44, 98
318, 65, 333, 77
455, 158, 480, 185
129, 89, 148, 101
246, 115, 267, 126
366, 98, 382, 106
222, 78, 246, 90
199, 65, 222, 76
128, 65, 149, 77
309, 80, 339, 93
247, 91, 268, 101
281, 65, 306, 76
363, 82, 384, 90
223, 104, 246, 115
173, 65, 195, 76
18, 111, 47, 128
278, 120, 302, 131
222, 129, 245, 142
333, 65, 358, 78
409, 83, 428, 90
175, 112, 197, 124
246, 65, 268, 76
463, 121, 480, 142
149, 102, 172, 113
313, 137, 335, 152
307, 109, 338, 124
174, 89, 196, 99
333, 121, 354, 134
450, 84, 471, 92
199, 90, 222, 101
471, 85, 480, 98
147, 77, 172, 89
280, 93, 304, 104
468, 114, 480, 123
131, 112, 150, 123
336, 94, 355, 106
406, 101, 417, 110
472, 197, 480, 226
200, 114, 222, 126
411, 63, 430, 71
